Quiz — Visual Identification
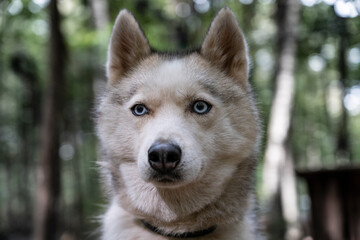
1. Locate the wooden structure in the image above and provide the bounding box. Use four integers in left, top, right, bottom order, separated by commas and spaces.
298, 167, 360, 240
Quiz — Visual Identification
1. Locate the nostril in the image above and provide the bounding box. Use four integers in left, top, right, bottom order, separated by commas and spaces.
148, 150, 160, 163
148, 148, 162, 171
148, 141, 181, 173
166, 146, 181, 163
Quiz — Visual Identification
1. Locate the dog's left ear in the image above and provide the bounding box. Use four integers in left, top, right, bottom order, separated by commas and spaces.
201, 8, 249, 85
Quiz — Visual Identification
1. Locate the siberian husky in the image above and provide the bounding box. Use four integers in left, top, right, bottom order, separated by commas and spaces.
96, 7, 261, 240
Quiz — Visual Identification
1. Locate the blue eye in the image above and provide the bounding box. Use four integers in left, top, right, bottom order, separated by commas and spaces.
192, 101, 211, 114
131, 104, 149, 116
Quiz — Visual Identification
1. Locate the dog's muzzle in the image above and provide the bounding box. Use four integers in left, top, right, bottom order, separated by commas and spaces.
148, 141, 181, 176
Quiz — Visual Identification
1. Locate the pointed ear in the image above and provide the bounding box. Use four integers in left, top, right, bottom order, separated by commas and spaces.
201, 8, 249, 85
107, 9, 151, 84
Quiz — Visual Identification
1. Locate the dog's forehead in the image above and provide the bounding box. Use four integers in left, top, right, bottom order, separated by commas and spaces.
115, 54, 246, 105
146, 58, 194, 88
129, 56, 209, 102
158, 59, 184, 75
138, 56, 245, 103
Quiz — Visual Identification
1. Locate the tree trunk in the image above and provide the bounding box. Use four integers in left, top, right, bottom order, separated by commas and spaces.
262, 0, 301, 239
11, 52, 41, 225
335, 17, 351, 163
89, 0, 109, 97
89, 0, 109, 30
33, 0, 66, 239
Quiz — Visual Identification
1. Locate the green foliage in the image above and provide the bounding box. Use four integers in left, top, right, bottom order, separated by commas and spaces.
0, 0, 359, 238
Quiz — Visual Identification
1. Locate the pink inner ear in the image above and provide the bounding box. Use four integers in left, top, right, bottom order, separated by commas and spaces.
107, 10, 151, 84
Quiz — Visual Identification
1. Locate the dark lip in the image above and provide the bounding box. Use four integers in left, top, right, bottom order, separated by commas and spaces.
152, 173, 181, 183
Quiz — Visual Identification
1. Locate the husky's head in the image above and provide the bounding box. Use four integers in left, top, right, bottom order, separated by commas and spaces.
97, 8, 260, 219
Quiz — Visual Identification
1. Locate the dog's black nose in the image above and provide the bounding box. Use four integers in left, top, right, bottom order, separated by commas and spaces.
148, 142, 181, 173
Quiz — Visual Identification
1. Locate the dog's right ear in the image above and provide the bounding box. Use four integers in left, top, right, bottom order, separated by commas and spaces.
107, 10, 151, 84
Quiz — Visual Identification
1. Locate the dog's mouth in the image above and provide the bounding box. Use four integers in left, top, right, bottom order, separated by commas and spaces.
151, 173, 181, 184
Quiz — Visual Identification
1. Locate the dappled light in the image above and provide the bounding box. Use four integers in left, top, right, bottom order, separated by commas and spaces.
344, 85, 360, 115
301, 0, 359, 18
7, 0, 23, 15
194, 0, 211, 13
0, 0, 359, 239
308, 55, 326, 72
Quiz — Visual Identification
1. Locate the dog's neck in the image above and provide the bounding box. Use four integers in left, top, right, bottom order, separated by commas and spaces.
140, 219, 217, 238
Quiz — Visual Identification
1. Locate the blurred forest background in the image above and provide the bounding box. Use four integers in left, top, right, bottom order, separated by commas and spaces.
0, 0, 359, 239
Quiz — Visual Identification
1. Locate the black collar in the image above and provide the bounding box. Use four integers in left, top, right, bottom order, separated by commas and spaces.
140, 220, 217, 239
